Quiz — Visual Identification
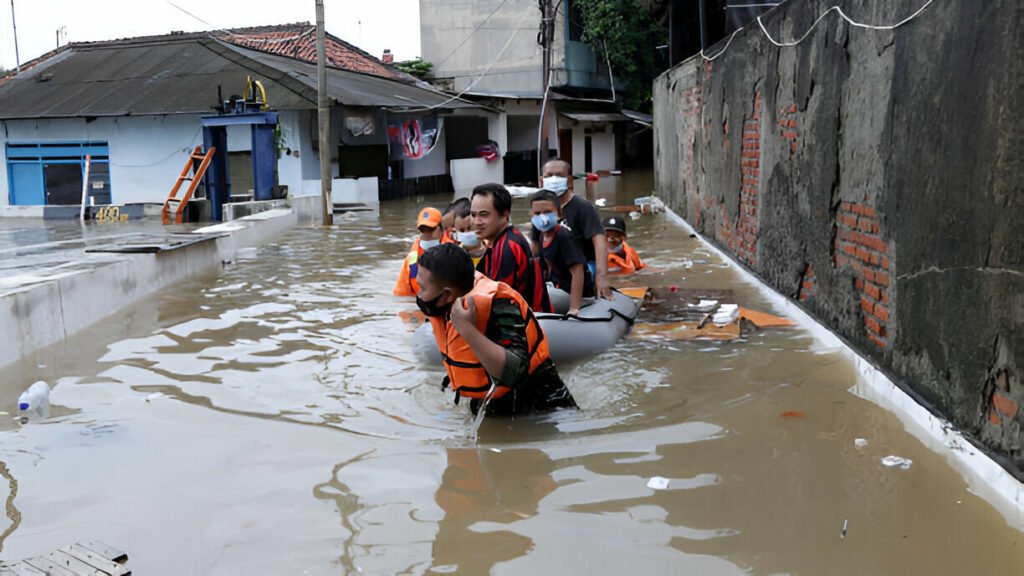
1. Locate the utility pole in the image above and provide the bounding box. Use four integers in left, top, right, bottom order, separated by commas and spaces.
536, 0, 555, 180
10, 0, 21, 74
315, 0, 333, 226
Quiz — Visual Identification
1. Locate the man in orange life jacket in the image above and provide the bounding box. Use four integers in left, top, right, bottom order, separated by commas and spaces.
471, 183, 553, 313
603, 215, 646, 275
393, 207, 452, 296
417, 244, 576, 415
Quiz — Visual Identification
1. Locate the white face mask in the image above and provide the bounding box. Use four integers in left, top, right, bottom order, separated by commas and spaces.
420, 238, 440, 250
610, 243, 624, 254
542, 176, 568, 196
457, 231, 479, 248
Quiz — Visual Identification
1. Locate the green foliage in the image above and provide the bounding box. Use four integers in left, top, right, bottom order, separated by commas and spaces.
394, 59, 434, 79
572, 0, 667, 112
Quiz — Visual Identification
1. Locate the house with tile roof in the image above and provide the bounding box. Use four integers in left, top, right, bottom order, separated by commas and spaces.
0, 24, 497, 214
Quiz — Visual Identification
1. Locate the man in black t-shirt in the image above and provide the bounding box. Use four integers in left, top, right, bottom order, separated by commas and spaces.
540, 159, 612, 299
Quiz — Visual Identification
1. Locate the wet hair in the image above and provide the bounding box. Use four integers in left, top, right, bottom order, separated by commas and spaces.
471, 183, 511, 215
443, 197, 471, 219
530, 189, 562, 213
417, 243, 475, 294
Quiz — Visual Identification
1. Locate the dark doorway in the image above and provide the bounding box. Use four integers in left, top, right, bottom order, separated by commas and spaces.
558, 129, 573, 167
584, 135, 593, 173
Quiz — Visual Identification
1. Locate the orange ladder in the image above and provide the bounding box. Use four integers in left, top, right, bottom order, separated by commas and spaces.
162, 146, 215, 225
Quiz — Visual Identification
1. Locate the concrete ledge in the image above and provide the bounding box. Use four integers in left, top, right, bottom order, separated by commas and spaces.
666, 209, 1024, 530
0, 208, 297, 370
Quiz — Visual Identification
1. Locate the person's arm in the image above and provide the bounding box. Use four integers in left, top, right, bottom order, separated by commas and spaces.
568, 262, 584, 315
450, 296, 507, 379
593, 232, 612, 299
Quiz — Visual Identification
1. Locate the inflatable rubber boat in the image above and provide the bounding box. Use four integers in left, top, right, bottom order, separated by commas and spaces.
411, 287, 641, 366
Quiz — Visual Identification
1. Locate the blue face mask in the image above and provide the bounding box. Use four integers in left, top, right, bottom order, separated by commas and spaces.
542, 176, 568, 196
420, 238, 440, 250
531, 212, 559, 233
457, 231, 479, 248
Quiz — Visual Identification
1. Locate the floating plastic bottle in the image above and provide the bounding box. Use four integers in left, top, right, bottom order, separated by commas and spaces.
18, 380, 50, 418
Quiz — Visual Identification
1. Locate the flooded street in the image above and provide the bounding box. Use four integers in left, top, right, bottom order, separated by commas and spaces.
0, 173, 1020, 574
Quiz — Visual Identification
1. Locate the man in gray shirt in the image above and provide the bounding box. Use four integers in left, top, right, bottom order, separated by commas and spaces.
540, 159, 612, 299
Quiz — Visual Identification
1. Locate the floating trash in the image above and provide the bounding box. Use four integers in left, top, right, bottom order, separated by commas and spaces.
881, 455, 913, 469
854, 438, 869, 448
647, 476, 670, 490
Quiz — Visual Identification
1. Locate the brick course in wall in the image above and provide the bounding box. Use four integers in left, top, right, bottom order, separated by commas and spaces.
833, 200, 892, 349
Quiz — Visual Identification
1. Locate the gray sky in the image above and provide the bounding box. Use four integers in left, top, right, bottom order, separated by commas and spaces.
0, 0, 421, 71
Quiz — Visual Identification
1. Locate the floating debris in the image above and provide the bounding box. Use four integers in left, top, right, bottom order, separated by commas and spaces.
881, 455, 913, 470
854, 438, 869, 448
647, 476, 670, 490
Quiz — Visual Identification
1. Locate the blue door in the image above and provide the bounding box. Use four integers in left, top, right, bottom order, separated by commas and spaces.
9, 162, 45, 205
6, 142, 110, 205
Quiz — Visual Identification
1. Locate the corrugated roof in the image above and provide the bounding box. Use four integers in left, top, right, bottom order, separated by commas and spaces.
0, 37, 478, 120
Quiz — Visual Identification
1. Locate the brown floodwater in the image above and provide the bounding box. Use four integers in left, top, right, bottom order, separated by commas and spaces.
0, 172, 1021, 574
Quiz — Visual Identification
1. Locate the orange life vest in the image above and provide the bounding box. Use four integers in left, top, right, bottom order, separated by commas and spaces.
607, 241, 645, 275
428, 274, 550, 401
393, 232, 453, 296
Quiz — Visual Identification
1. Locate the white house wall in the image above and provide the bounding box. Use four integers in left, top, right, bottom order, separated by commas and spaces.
0, 115, 204, 206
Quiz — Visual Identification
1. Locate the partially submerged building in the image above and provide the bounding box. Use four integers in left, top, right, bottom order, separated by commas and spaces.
420, 0, 653, 183
0, 24, 495, 215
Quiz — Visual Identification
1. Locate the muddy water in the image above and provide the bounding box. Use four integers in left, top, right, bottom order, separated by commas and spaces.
0, 173, 1021, 574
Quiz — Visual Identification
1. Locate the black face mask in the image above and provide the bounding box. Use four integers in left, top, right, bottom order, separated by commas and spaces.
417, 290, 452, 318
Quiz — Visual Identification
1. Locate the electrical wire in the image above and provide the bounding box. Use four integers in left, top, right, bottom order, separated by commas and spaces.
701, 0, 934, 60
400, 7, 534, 112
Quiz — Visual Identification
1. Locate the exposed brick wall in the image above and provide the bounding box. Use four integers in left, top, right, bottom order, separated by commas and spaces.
680, 82, 703, 229
777, 104, 799, 159
798, 264, 817, 302
834, 200, 891, 349
654, 0, 1024, 474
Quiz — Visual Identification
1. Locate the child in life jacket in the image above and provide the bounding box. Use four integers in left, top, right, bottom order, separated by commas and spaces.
603, 215, 646, 275
530, 189, 594, 315
444, 198, 486, 266
393, 207, 452, 296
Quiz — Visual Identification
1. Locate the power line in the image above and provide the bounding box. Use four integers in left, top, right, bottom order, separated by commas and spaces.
701, 0, 934, 60
401, 6, 533, 112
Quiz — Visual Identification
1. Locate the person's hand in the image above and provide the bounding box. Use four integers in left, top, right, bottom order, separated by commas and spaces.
450, 295, 476, 333
596, 274, 613, 300
567, 307, 580, 317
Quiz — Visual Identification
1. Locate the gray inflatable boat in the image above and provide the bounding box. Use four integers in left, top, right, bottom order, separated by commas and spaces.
411, 287, 641, 366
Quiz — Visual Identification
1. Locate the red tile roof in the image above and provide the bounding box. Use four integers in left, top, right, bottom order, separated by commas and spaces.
217, 23, 414, 82
1, 22, 415, 86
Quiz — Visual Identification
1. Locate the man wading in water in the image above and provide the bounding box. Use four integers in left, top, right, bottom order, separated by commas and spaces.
416, 244, 577, 415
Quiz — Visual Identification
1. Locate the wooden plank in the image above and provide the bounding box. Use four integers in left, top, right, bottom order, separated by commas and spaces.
21, 557, 77, 576
60, 546, 129, 576
78, 542, 128, 564
630, 319, 742, 341
739, 307, 797, 328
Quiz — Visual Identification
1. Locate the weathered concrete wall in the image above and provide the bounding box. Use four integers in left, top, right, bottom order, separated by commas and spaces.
654, 0, 1024, 473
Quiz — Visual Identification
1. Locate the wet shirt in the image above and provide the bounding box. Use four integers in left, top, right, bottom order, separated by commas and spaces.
477, 297, 576, 415
560, 195, 604, 263
477, 225, 552, 313
540, 226, 595, 297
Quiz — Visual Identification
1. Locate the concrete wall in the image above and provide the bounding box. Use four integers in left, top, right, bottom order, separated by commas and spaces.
0, 209, 297, 371
420, 0, 552, 95
653, 0, 1024, 473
